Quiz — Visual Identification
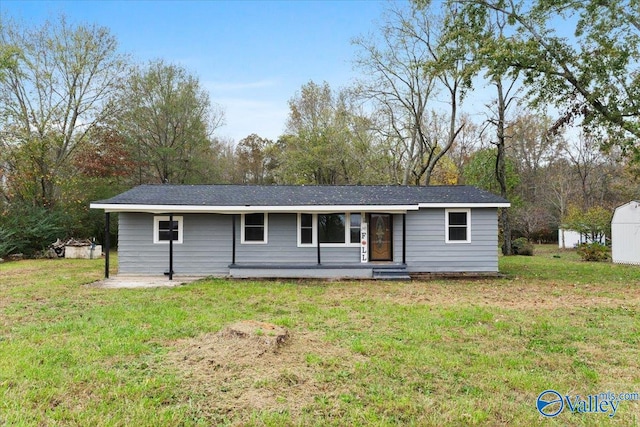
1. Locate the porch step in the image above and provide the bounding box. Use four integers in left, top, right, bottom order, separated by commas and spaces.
372, 267, 411, 281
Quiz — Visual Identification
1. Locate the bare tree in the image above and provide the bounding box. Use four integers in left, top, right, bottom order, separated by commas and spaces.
563, 132, 606, 209
508, 112, 563, 203
448, 114, 482, 182
353, 3, 474, 185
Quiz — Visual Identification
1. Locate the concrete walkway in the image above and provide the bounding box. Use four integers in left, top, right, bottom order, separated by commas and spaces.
89, 275, 207, 289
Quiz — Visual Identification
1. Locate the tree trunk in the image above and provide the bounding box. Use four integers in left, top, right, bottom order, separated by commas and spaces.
495, 78, 512, 255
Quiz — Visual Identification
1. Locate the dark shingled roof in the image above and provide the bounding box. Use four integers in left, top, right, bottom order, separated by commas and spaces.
94, 184, 508, 207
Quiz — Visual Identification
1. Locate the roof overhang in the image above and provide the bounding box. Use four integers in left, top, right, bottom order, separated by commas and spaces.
417, 202, 511, 208
89, 203, 420, 214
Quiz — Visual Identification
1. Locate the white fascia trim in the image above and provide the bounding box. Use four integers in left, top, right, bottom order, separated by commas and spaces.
418, 203, 510, 208
90, 203, 419, 214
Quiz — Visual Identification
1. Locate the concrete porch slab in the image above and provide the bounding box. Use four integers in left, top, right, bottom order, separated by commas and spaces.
89, 275, 207, 289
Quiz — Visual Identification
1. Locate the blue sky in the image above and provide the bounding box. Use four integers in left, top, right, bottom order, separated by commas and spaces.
2, 0, 392, 142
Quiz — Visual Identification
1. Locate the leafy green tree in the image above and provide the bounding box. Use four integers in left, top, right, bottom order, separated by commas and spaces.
429, 155, 460, 185
452, 0, 640, 155
210, 137, 243, 184
277, 81, 383, 185
0, 43, 19, 80
462, 148, 520, 200
235, 134, 276, 184
0, 14, 127, 206
563, 205, 612, 243
279, 81, 349, 184
432, 1, 517, 251
110, 60, 224, 184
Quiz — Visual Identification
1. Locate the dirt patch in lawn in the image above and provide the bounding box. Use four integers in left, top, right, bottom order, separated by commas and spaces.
166, 320, 366, 419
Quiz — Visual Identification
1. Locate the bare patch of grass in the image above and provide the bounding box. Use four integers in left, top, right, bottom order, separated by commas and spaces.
165, 320, 367, 422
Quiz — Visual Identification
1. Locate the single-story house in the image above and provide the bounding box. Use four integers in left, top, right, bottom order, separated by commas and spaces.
90, 184, 510, 279
612, 201, 640, 265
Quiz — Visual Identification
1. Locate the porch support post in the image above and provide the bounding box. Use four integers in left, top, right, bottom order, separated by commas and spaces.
104, 212, 110, 278
402, 213, 406, 265
231, 214, 236, 265
316, 217, 321, 265
169, 214, 174, 280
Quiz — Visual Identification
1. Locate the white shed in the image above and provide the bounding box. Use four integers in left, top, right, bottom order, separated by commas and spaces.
612, 201, 640, 265
557, 229, 605, 248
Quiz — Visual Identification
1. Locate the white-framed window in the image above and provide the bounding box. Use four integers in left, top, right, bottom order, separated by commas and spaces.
297, 213, 361, 247
241, 213, 268, 244
153, 216, 183, 244
349, 213, 362, 244
445, 209, 471, 243
298, 213, 316, 246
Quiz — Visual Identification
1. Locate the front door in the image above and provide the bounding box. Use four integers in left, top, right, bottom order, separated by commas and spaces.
369, 214, 392, 261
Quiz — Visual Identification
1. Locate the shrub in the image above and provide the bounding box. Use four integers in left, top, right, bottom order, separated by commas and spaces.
511, 237, 534, 256
0, 228, 20, 257
576, 242, 610, 262
0, 203, 65, 258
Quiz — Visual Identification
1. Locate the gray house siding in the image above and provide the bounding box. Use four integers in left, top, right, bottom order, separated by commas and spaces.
117, 208, 499, 276
234, 214, 360, 264
118, 213, 232, 275
404, 208, 499, 272
118, 212, 361, 276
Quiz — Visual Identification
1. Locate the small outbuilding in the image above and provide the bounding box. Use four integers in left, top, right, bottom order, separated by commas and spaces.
558, 229, 605, 248
611, 201, 640, 265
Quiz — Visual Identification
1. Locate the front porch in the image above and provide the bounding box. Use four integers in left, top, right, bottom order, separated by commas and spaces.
229, 262, 410, 280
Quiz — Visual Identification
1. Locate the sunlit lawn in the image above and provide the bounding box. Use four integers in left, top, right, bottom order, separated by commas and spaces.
0, 246, 639, 426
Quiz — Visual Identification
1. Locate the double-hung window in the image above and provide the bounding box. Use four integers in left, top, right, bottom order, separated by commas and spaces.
298, 213, 361, 247
299, 213, 315, 245
349, 213, 361, 244
445, 209, 470, 243
242, 213, 268, 243
153, 216, 183, 244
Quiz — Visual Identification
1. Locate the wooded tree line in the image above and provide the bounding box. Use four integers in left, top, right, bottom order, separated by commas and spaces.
1, 0, 639, 256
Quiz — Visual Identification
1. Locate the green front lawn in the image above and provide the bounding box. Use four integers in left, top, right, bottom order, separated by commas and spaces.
0, 247, 638, 426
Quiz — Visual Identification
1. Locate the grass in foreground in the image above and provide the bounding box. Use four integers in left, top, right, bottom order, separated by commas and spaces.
0, 246, 639, 426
